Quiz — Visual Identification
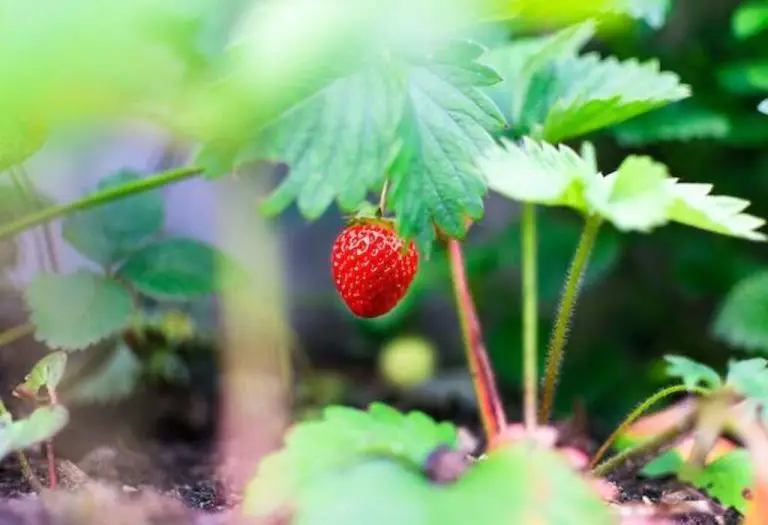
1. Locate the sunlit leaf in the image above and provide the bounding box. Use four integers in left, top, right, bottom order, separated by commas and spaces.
733, 1, 768, 39
688, 449, 754, 513
664, 355, 722, 390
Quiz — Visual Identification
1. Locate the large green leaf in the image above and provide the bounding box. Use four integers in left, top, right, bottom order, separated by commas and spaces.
244, 403, 612, 525
614, 103, 731, 146
116, 238, 243, 300
232, 38, 503, 250
256, 65, 403, 219
62, 170, 164, 266
714, 270, 768, 353
25, 271, 134, 351
389, 41, 505, 246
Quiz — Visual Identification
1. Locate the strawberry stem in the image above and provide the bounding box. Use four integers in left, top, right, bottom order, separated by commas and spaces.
448, 239, 506, 440
521, 203, 538, 432
377, 179, 390, 217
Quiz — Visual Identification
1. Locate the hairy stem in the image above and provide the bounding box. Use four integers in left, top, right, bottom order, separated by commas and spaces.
521, 203, 538, 431
539, 214, 602, 423
0, 166, 202, 241
592, 405, 697, 478
0, 323, 34, 347
589, 384, 711, 468
448, 239, 506, 440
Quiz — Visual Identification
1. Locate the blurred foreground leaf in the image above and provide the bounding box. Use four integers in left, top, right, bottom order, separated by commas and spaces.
714, 270, 768, 353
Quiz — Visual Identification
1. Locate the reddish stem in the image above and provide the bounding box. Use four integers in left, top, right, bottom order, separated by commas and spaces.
448, 239, 507, 440
46, 387, 58, 490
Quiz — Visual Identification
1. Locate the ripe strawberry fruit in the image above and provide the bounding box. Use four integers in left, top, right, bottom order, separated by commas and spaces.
331, 218, 419, 318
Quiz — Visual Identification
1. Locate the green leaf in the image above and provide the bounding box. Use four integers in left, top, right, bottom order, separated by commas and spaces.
664, 355, 723, 390
614, 435, 685, 476
245, 404, 611, 525
614, 0, 672, 29
388, 41, 505, 247
481, 22, 594, 130
733, 1, 768, 39
67, 343, 142, 404
17, 351, 68, 397
726, 358, 768, 405
25, 271, 134, 351
668, 182, 767, 241
0, 405, 69, 461
614, 103, 731, 146
714, 270, 768, 353
688, 449, 754, 512
255, 65, 403, 219
244, 403, 458, 518
0, 117, 46, 172
585, 156, 673, 232
62, 170, 164, 266
760, 99, 768, 115
481, 137, 596, 208
116, 238, 243, 300
541, 54, 690, 142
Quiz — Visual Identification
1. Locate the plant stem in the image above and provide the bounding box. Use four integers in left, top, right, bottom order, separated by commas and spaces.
18, 165, 60, 271
592, 405, 697, 478
46, 388, 59, 490
521, 203, 538, 431
0, 166, 202, 241
0, 323, 34, 347
589, 384, 710, 468
448, 239, 506, 440
539, 214, 602, 423
15, 451, 44, 492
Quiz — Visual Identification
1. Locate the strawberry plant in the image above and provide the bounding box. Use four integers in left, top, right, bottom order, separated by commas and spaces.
0, 0, 765, 523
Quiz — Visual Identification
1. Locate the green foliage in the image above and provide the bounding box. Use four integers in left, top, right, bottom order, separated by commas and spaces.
687, 449, 754, 513
16, 352, 67, 397
482, 21, 689, 142
0, 405, 69, 461
614, 103, 731, 146
664, 355, 722, 390
244, 403, 457, 517
66, 343, 143, 404
62, 170, 164, 266
481, 138, 767, 240
245, 403, 612, 525
713, 270, 768, 353
116, 238, 242, 300
733, 1, 768, 39
252, 39, 504, 249
25, 271, 134, 351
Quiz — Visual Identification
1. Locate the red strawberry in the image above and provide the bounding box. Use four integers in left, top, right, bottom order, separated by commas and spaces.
331, 218, 419, 318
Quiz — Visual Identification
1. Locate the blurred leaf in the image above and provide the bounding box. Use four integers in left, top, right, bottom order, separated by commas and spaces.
615, 0, 671, 29
614, 435, 685, 476
245, 402, 611, 525
244, 402, 457, 518
718, 61, 768, 95
664, 355, 723, 390
16, 351, 68, 397
0, 117, 46, 172
585, 156, 673, 231
688, 449, 754, 513
733, 1, 768, 39
147, 351, 190, 384
66, 343, 142, 404
254, 66, 403, 219
0, 405, 69, 461
614, 103, 730, 146
26, 271, 134, 351
62, 170, 165, 266
760, 99, 768, 115
714, 270, 768, 353
726, 358, 768, 406
117, 238, 243, 300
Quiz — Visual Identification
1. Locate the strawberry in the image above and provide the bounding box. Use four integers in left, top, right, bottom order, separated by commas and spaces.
331, 218, 419, 318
